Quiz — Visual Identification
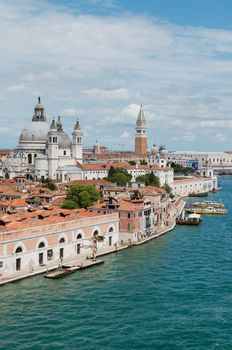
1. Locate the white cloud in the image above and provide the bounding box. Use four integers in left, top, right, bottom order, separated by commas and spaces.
83, 88, 129, 100
1, 1, 232, 150
62, 108, 79, 117
120, 130, 130, 139
215, 133, 226, 142
122, 104, 140, 117
6, 84, 26, 92
183, 132, 196, 142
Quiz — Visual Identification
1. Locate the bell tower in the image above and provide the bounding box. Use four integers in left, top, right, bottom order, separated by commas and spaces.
72, 119, 83, 164
134, 105, 148, 156
48, 118, 59, 180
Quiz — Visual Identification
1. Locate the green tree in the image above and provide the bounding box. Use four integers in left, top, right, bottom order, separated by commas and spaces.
46, 182, 57, 191
136, 175, 146, 183
140, 159, 147, 165
170, 162, 193, 175
136, 172, 160, 187
128, 160, 136, 165
147, 172, 160, 187
162, 184, 172, 194
106, 166, 132, 185
62, 199, 77, 209
111, 173, 129, 186
62, 184, 101, 209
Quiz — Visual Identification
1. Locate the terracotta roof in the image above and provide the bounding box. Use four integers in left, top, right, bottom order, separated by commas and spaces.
11, 198, 28, 207
0, 206, 106, 231
174, 176, 212, 184
91, 197, 142, 212
139, 186, 165, 196
82, 162, 172, 172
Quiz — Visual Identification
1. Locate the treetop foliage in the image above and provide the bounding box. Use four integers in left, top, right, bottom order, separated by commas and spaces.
62, 184, 100, 209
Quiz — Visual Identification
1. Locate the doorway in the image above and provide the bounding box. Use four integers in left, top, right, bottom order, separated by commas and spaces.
39, 252, 44, 265
16, 258, 21, 271
59, 248, 64, 260
77, 244, 81, 254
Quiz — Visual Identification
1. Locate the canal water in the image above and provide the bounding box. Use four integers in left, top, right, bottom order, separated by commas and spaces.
1, 176, 232, 350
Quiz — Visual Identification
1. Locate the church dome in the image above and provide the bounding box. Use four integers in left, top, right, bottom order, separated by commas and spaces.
58, 131, 72, 149
19, 121, 50, 143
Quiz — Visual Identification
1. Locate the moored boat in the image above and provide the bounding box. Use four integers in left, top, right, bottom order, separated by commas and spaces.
186, 207, 228, 215
191, 201, 225, 209
176, 213, 201, 225
44, 268, 76, 279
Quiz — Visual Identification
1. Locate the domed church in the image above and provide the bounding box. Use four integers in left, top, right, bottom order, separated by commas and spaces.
2, 98, 83, 181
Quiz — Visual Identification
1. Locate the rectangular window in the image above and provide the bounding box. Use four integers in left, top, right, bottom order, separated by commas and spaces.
127, 213, 131, 219
0, 261, 3, 268
47, 249, 53, 260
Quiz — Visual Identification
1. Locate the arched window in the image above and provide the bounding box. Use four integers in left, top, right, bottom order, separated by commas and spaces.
93, 230, 99, 237
109, 227, 114, 232
38, 242, 45, 248
76, 233, 82, 239
15, 246, 23, 254
59, 237, 65, 244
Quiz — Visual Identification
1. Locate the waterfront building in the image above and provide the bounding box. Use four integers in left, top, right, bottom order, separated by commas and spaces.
172, 176, 217, 197
90, 186, 174, 243
0, 207, 119, 279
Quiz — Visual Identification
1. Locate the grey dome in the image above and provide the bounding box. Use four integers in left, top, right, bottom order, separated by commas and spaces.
19, 121, 50, 143
58, 131, 72, 149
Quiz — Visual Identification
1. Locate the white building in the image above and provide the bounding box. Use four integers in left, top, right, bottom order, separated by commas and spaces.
164, 151, 232, 173
1, 98, 83, 181
172, 176, 217, 197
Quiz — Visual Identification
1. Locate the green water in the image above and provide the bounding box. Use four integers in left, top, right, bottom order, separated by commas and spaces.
1, 176, 232, 350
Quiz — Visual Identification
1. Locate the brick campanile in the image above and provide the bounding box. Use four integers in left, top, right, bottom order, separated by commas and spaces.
134, 105, 148, 156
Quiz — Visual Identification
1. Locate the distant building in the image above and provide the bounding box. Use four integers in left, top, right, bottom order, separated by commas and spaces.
163, 151, 232, 174
1, 98, 83, 181
134, 105, 148, 157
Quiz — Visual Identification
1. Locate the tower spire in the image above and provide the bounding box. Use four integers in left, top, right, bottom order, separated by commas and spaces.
134, 104, 148, 156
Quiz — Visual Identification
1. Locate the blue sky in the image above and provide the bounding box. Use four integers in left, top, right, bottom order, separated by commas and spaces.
1, 0, 232, 151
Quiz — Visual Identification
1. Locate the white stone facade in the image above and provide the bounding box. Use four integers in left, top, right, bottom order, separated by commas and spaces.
172, 176, 218, 197
0, 213, 119, 279
1, 98, 83, 181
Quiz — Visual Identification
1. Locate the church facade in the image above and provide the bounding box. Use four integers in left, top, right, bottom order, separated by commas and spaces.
1, 98, 83, 181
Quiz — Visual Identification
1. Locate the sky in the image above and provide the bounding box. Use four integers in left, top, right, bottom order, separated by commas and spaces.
1, 0, 232, 151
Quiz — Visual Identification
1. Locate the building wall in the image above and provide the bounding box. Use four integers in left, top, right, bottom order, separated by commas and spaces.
172, 177, 217, 197
0, 213, 119, 279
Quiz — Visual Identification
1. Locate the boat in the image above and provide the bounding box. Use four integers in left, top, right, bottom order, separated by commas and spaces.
189, 192, 208, 197
176, 213, 201, 225
191, 201, 225, 209
44, 267, 77, 279
186, 207, 228, 215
